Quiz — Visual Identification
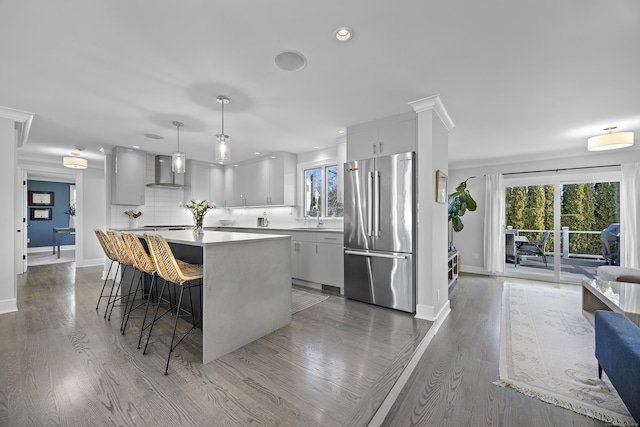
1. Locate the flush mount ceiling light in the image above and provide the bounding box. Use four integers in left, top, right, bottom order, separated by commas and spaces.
274, 50, 307, 71
63, 152, 87, 169
215, 96, 231, 162
334, 27, 353, 42
171, 121, 186, 173
587, 126, 635, 151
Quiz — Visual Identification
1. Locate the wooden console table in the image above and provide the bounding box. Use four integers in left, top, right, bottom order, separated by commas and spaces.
582, 277, 640, 327
52, 227, 75, 258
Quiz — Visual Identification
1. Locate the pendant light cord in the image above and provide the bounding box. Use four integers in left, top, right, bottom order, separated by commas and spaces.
221, 100, 225, 135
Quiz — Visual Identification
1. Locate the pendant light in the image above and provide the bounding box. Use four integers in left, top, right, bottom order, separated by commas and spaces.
587, 126, 634, 151
215, 96, 230, 162
171, 120, 186, 173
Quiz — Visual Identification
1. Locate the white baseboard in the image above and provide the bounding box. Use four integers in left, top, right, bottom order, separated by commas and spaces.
76, 258, 103, 268
28, 245, 76, 254
460, 264, 491, 275
415, 300, 451, 324
0, 298, 18, 314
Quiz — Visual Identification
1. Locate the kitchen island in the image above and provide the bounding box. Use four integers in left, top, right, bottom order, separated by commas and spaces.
137, 229, 292, 364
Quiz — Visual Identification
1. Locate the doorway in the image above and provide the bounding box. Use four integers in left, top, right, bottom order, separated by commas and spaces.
503, 170, 620, 283
20, 168, 79, 270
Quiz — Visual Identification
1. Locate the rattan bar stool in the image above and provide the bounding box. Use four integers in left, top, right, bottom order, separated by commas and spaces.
143, 233, 203, 375
94, 229, 120, 311
105, 230, 140, 323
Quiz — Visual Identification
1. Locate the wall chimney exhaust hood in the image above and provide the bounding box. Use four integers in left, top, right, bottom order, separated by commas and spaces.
146, 155, 190, 188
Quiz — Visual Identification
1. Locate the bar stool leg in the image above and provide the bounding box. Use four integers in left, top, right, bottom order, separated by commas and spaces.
143, 278, 169, 355
95, 260, 115, 311
137, 275, 158, 349
165, 283, 186, 375
104, 264, 123, 318
121, 270, 144, 333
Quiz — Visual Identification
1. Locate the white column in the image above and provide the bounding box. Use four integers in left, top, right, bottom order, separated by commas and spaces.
0, 107, 34, 314
409, 95, 455, 324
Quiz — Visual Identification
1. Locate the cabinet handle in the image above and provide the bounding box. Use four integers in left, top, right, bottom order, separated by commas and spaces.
322, 237, 338, 240
379, 142, 382, 153
372, 143, 377, 154
316, 244, 318, 254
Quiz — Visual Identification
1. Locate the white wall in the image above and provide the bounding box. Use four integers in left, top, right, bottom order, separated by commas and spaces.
450, 147, 640, 274
0, 118, 17, 313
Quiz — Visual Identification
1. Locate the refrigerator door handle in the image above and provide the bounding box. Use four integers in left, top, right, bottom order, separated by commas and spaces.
345, 250, 408, 260
367, 171, 374, 237
374, 170, 381, 237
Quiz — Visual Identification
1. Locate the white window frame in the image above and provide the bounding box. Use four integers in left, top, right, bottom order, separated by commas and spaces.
297, 158, 341, 218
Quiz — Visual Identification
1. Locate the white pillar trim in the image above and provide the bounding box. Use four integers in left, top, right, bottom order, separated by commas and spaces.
409, 94, 456, 131
0, 106, 34, 147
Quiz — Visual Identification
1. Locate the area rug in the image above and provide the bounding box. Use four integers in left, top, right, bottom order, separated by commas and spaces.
291, 288, 329, 314
495, 282, 636, 426
27, 250, 75, 266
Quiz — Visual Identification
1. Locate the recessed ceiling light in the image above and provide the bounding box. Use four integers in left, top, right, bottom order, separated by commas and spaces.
144, 133, 164, 140
234, 164, 238, 167
218, 161, 224, 164
313, 146, 320, 149
334, 27, 353, 42
271, 156, 276, 159
274, 50, 307, 71
132, 145, 140, 149
337, 129, 346, 134
254, 151, 261, 155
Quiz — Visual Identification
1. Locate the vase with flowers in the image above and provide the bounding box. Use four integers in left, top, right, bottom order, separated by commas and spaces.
185, 199, 217, 235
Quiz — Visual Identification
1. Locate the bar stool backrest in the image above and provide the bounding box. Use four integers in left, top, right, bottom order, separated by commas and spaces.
107, 230, 136, 267
95, 229, 119, 262
123, 233, 156, 275
144, 233, 199, 285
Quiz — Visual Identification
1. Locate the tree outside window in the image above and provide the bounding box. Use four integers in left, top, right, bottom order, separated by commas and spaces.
304, 165, 343, 217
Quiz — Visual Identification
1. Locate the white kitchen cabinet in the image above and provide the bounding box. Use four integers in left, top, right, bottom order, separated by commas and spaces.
346, 111, 416, 161
209, 165, 225, 207
111, 146, 146, 205
184, 161, 210, 203
291, 231, 343, 289
184, 161, 225, 206
223, 167, 235, 207
223, 152, 297, 207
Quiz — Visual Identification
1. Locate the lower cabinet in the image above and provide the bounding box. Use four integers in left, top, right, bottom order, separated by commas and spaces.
293, 239, 344, 289
217, 227, 344, 289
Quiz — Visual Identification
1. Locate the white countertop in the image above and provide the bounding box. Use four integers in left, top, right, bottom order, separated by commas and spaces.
134, 229, 290, 247
212, 225, 344, 233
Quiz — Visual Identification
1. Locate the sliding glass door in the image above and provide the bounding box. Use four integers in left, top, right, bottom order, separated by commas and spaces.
504, 172, 620, 282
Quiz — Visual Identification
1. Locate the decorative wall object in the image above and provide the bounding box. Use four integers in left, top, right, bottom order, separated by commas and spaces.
28, 191, 54, 206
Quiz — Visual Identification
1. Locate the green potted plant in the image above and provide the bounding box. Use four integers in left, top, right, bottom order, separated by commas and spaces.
448, 176, 477, 251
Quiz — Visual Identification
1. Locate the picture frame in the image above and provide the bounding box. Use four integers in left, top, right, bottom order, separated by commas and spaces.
30, 208, 52, 220
28, 191, 54, 206
436, 170, 447, 204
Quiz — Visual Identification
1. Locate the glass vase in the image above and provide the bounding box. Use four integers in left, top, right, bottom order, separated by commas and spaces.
193, 218, 204, 235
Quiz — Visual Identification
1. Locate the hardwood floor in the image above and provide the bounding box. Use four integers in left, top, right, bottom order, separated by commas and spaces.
0, 263, 430, 426
382, 274, 607, 427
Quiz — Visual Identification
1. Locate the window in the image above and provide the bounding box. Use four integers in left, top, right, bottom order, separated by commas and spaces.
303, 164, 343, 217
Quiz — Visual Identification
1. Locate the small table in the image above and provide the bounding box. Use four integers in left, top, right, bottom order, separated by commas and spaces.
582, 277, 640, 327
52, 227, 75, 258
514, 235, 529, 246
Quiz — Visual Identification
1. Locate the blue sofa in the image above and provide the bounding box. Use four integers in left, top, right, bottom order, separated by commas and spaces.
594, 310, 640, 422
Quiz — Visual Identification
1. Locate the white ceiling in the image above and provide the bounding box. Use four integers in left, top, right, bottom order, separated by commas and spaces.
2, 1, 639, 170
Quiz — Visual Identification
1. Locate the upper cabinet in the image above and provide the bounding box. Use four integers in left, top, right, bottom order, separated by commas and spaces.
223, 152, 296, 207
111, 146, 146, 205
184, 161, 225, 206
346, 111, 416, 161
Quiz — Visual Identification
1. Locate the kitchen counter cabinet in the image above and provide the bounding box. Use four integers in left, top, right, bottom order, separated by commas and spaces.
136, 230, 291, 363
214, 227, 344, 290
111, 146, 146, 205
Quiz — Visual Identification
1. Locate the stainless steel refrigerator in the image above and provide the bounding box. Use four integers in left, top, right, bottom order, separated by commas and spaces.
344, 151, 415, 313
